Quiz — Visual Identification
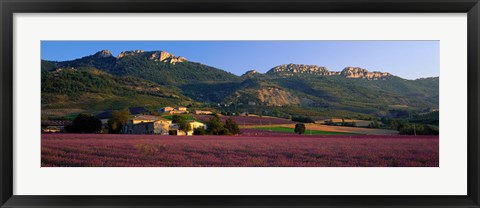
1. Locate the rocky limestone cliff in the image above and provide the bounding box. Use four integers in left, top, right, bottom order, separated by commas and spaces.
266, 64, 391, 80
256, 87, 301, 106
267, 64, 330, 75
117, 50, 186, 64
117, 50, 145, 58
341, 67, 390, 80
148, 51, 186, 64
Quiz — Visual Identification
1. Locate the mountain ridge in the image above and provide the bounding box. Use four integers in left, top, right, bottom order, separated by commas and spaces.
265, 64, 393, 80
41, 49, 439, 119
43, 49, 427, 80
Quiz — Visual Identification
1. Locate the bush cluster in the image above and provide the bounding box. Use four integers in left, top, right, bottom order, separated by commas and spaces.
194, 115, 240, 135
65, 114, 102, 133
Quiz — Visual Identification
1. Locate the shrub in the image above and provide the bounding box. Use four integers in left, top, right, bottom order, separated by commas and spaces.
193, 127, 207, 135
203, 115, 242, 135
168, 130, 177, 135
294, 123, 306, 134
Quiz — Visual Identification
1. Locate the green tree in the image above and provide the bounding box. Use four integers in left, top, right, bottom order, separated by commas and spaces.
177, 120, 192, 135
207, 114, 225, 135
294, 123, 306, 135
172, 114, 189, 123
171, 114, 192, 135
224, 117, 240, 135
107, 108, 131, 133
66, 114, 102, 133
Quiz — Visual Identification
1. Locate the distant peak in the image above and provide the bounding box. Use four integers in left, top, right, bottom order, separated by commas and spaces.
242, 69, 258, 76
94, 50, 113, 58
267, 64, 331, 75
150, 51, 172, 61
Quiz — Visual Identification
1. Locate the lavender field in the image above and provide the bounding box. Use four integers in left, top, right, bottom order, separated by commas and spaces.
42, 134, 439, 167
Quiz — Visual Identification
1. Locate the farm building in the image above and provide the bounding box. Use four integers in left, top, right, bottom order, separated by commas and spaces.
131, 115, 164, 124
123, 116, 172, 135
41, 120, 72, 133
159, 106, 174, 113
127, 122, 156, 134
122, 114, 206, 135
167, 110, 188, 115
190, 121, 207, 130
176, 107, 187, 111
194, 110, 213, 115
160, 106, 189, 115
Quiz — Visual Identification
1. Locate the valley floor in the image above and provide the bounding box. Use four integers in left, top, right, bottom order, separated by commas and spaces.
42, 134, 438, 167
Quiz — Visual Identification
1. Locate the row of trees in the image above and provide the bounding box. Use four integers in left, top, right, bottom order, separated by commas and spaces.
64, 109, 132, 133
390, 120, 439, 135
376, 117, 439, 135
324, 118, 357, 127
64, 111, 241, 136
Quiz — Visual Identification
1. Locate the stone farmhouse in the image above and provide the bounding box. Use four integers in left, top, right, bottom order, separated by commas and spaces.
123, 115, 172, 135
194, 110, 213, 115
123, 115, 206, 136
159, 106, 189, 115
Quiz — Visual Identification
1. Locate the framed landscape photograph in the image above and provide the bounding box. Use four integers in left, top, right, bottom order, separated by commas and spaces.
40, 40, 440, 167
1, 0, 480, 208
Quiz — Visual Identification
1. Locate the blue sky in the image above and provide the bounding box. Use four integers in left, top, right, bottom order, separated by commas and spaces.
41, 41, 439, 79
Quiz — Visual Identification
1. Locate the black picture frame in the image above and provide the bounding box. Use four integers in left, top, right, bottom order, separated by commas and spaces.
1, 0, 479, 207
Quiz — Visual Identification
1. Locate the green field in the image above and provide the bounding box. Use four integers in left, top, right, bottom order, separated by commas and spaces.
254, 126, 356, 135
